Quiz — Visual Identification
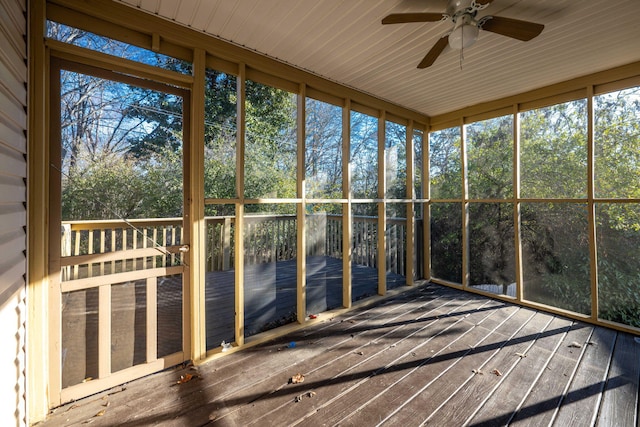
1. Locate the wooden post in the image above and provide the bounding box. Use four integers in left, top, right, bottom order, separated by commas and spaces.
235, 63, 246, 346
406, 121, 415, 285
297, 83, 306, 324
342, 99, 352, 308
189, 47, 206, 362
378, 112, 386, 296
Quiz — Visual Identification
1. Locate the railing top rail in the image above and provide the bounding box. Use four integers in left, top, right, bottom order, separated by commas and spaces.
63, 217, 184, 230
63, 214, 415, 229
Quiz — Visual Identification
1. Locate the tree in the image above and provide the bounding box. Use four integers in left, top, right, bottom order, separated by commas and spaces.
243, 80, 297, 205
305, 98, 342, 199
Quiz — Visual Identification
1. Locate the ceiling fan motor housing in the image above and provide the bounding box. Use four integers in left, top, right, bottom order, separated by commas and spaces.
449, 13, 479, 49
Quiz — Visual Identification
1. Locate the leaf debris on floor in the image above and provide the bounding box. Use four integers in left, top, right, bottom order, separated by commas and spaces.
290, 373, 305, 384
176, 373, 199, 384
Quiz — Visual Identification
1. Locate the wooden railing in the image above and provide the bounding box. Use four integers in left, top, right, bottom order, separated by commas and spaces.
61, 218, 185, 281
62, 214, 415, 278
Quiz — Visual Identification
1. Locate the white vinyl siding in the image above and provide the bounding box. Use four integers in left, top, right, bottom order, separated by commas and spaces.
0, 0, 27, 425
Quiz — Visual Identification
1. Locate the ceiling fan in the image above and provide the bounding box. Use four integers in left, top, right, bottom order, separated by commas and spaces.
382, 0, 544, 68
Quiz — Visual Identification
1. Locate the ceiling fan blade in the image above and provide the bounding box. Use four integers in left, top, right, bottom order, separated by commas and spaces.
382, 13, 445, 25
480, 16, 544, 41
418, 36, 449, 68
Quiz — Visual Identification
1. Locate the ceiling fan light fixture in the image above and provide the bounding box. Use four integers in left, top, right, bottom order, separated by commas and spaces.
449, 22, 479, 50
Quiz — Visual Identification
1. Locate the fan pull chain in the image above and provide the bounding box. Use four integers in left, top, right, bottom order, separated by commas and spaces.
459, 28, 465, 70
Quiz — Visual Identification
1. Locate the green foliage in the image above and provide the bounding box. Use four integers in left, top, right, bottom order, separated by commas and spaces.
126, 88, 184, 157
204, 70, 238, 199
468, 203, 515, 286
430, 203, 462, 283
594, 88, 640, 199
430, 93, 640, 328
520, 100, 588, 198
62, 149, 183, 221
466, 116, 513, 199
244, 80, 297, 199
430, 127, 461, 199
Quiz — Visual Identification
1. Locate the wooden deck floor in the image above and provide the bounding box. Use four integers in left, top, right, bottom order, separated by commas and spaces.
40, 283, 640, 427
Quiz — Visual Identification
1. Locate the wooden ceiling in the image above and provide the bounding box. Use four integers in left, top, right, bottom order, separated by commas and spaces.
115, 0, 640, 117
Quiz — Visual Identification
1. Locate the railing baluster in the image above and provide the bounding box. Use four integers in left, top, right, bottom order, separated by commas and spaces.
162, 227, 167, 268
73, 229, 80, 279
100, 229, 105, 276
88, 230, 94, 278
152, 228, 158, 268
111, 229, 116, 274
223, 217, 231, 271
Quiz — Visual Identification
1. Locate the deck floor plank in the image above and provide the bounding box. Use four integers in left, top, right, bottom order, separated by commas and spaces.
509, 321, 596, 426
38, 283, 640, 427
597, 332, 640, 427
552, 326, 617, 426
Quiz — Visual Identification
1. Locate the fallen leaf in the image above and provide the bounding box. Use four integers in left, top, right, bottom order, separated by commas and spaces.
568, 342, 582, 348
294, 395, 303, 403
102, 401, 110, 408
177, 373, 197, 384
65, 404, 79, 412
515, 352, 527, 358
94, 409, 106, 417
587, 341, 597, 346
354, 351, 364, 355
492, 369, 502, 376
290, 373, 305, 384
472, 369, 484, 375
308, 391, 316, 398
82, 377, 93, 383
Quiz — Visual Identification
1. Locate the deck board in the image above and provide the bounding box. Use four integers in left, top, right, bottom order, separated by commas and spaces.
509, 321, 595, 426
552, 326, 617, 426
38, 283, 640, 427
597, 332, 640, 426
